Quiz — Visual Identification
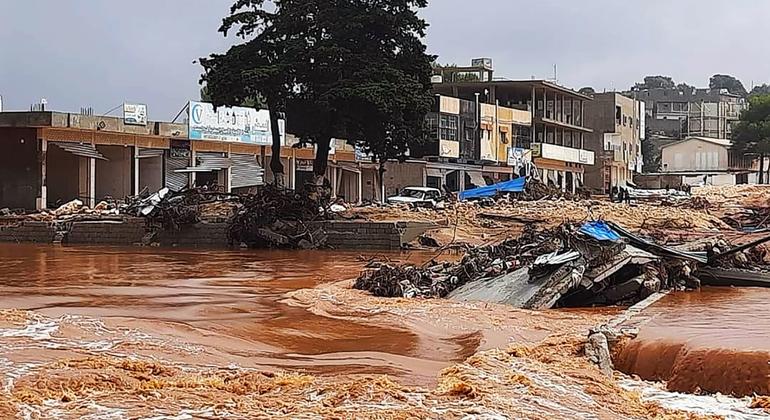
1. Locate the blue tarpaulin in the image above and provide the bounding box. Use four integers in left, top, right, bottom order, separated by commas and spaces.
579, 221, 622, 242
459, 177, 526, 201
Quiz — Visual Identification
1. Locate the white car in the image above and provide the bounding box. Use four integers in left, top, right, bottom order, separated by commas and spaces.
387, 187, 445, 208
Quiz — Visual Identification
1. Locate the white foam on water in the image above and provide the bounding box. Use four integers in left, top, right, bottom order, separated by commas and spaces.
619, 378, 770, 420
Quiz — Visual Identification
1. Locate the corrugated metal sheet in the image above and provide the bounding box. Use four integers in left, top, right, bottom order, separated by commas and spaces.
165, 153, 189, 191
176, 152, 232, 173
231, 153, 264, 188
51, 142, 108, 160
138, 148, 165, 158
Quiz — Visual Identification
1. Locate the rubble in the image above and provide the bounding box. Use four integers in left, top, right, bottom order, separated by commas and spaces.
354, 216, 770, 309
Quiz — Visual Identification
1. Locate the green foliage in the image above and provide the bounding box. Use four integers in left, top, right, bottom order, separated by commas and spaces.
642, 139, 661, 173
634, 76, 675, 90
201, 0, 435, 182
709, 74, 748, 97
733, 94, 770, 154
750, 84, 770, 97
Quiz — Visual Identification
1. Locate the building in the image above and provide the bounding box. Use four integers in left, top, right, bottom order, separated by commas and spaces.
583, 92, 643, 193
645, 136, 754, 186
432, 60, 594, 193
0, 105, 375, 211
635, 87, 747, 140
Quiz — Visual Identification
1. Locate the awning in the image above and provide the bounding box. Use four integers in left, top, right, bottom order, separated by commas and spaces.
426, 168, 443, 178
51, 142, 108, 161
459, 177, 526, 200
467, 171, 487, 187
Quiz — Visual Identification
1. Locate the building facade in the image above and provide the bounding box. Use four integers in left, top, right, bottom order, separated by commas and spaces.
583, 93, 643, 193
657, 137, 753, 186
635, 87, 746, 140
433, 67, 595, 192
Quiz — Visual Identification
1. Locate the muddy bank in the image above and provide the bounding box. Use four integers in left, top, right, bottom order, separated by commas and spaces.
614, 287, 770, 397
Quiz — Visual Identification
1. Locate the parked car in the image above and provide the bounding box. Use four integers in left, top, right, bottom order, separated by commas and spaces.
387, 187, 445, 208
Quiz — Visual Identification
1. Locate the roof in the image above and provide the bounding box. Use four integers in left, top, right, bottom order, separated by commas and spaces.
660, 136, 732, 150
434, 79, 593, 101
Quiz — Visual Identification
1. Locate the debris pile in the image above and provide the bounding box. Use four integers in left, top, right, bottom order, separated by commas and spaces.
228, 184, 328, 249
354, 219, 769, 309
124, 188, 239, 231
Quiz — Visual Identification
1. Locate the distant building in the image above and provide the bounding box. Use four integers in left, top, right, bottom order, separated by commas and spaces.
583, 92, 643, 193
431, 60, 594, 193
647, 136, 754, 186
635, 87, 747, 140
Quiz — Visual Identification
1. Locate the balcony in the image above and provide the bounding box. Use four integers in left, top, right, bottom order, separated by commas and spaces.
531, 143, 595, 165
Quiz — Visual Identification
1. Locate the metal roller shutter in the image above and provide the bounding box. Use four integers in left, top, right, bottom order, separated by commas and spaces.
138, 148, 165, 158
231, 153, 264, 188
165, 153, 189, 191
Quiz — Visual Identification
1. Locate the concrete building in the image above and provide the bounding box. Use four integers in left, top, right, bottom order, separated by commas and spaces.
635, 87, 747, 140
583, 93, 643, 193
654, 137, 753, 186
0, 109, 370, 211
432, 61, 594, 193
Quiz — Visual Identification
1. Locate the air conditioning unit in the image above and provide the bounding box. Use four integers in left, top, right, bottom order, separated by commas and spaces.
431, 75, 444, 84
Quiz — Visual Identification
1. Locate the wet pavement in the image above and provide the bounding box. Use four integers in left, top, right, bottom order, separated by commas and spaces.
614, 287, 770, 397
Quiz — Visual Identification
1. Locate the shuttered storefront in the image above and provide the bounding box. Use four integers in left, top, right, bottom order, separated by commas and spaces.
230, 153, 264, 188
165, 151, 189, 191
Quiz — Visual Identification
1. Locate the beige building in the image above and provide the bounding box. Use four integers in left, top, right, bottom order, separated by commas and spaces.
659, 137, 753, 185
583, 93, 642, 192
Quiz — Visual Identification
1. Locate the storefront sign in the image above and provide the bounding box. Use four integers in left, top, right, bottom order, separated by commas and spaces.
296, 159, 314, 172
188, 101, 285, 145
123, 103, 147, 126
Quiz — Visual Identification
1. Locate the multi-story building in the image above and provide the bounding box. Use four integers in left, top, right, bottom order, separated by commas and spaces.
432, 60, 595, 193
635, 87, 746, 140
583, 93, 643, 193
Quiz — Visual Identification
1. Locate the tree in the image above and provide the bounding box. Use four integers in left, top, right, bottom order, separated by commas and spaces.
676, 82, 695, 92
578, 87, 596, 96
709, 74, 748, 97
750, 84, 770, 97
203, 0, 434, 192
634, 76, 676, 90
200, 4, 294, 188
642, 138, 661, 173
732, 94, 770, 183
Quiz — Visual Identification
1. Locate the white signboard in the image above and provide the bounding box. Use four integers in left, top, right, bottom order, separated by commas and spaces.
188, 101, 285, 145
123, 103, 147, 126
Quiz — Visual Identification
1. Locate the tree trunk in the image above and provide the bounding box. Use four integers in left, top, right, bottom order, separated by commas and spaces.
268, 100, 285, 189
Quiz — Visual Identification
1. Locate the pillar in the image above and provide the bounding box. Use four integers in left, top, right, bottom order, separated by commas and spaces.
189, 150, 196, 187
561, 170, 567, 192
331, 166, 338, 198
459, 170, 466, 192
543, 168, 549, 185
357, 168, 363, 205
224, 151, 232, 193
38, 139, 47, 210
133, 146, 140, 196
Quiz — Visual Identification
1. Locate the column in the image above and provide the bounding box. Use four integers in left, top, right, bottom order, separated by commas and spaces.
459, 170, 466, 192
357, 168, 363, 205
38, 139, 47, 210
331, 166, 338, 198
89, 158, 96, 207
224, 151, 232, 193
133, 146, 140, 196
189, 149, 196, 188
561, 170, 566, 192
543, 168, 548, 185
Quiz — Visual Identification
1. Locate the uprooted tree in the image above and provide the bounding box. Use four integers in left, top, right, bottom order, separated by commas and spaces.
732, 93, 770, 183
202, 0, 434, 192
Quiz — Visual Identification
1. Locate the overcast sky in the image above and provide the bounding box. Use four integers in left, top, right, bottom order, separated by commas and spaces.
2, 0, 769, 119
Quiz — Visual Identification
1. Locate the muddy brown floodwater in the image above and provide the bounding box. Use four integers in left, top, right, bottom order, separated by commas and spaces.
615, 287, 770, 397
0, 243, 459, 385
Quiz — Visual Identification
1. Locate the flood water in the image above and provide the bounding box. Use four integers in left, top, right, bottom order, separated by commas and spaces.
0, 243, 460, 385
615, 287, 770, 397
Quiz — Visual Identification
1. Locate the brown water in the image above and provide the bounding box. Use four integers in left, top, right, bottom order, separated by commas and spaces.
615, 287, 770, 397
0, 243, 463, 385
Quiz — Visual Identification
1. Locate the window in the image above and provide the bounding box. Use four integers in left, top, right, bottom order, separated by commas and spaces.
439, 114, 458, 141
500, 131, 508, 144
616, 106, 622, 125
623, 115, 628, 126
